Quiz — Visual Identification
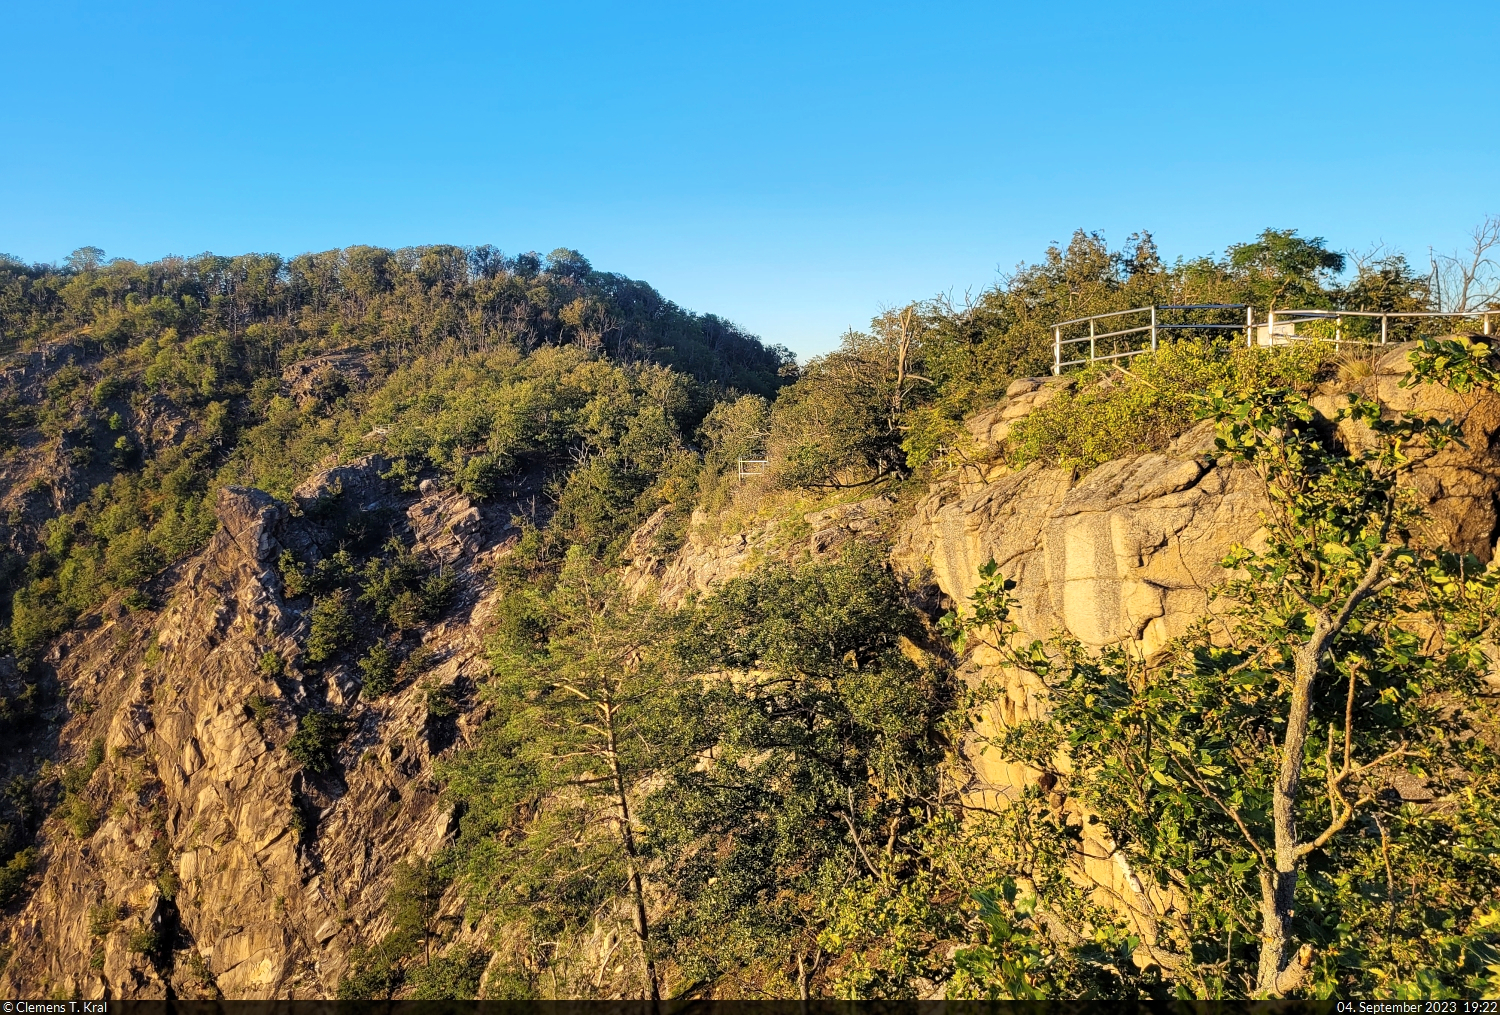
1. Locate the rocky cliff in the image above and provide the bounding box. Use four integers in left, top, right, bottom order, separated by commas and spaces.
0, 461, 514, 999
5, 342, 1498, 998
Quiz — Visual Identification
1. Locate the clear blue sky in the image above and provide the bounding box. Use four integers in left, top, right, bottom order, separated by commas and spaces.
3, 1, 1497, 358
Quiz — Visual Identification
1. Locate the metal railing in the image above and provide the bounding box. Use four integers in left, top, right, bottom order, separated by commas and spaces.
1255, 309, 1495, 348
737, 458, 768, 479
1052, 304, 1253, 374
1052, 305, 1499, 372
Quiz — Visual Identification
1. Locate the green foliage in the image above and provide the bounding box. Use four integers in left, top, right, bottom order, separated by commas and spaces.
278, 550, 310, 598
442, 546, 685, 997
646, 543, 955, 995
305, 589, 355, 664
764, 228, 1436, 486
940, 371, 1500, 997
767, 330, 907, 487
0, 847, 36, 904
1005, 339, 1331, 472
405, 944, 493, 999
257, 650, 285, 678
336, 857, 456, 998
1226, 228, 1346, 309
3, 242, 789, 673
284, 711, 350, 774
245, 693, 274, 735
1404, 335, 1500, 394
88, 899, 121, 938
358, 641, 399, 698
390, 857, 450, 964
336, 936, 408, 999
61, 793, 97, 839
59, 738, 105, 795
126, 925, 162, 957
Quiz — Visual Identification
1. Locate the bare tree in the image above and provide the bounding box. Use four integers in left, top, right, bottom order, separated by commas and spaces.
1428, 215, 1500, 313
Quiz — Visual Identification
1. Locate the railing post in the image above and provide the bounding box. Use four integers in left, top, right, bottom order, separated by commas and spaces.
1486, 313, 1492, 337
1151, 306, 1158, 351
1265, 310, 1275, 348
1335, 315, 1342, 349
1381, 314, 1388, 345
1053, 326, 1061, 375
1245, 305, 1252, 347
1089, 317, 1096, 365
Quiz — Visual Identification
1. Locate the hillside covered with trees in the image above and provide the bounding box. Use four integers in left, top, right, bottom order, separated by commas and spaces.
2, 229, 1499, 1000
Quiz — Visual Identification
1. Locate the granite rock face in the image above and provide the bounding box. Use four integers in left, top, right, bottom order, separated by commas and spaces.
0, 469, 496, 999
7, 342, 1500, 997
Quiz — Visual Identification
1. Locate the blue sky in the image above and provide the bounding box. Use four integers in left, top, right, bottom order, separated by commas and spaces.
3, 1, 1497, 358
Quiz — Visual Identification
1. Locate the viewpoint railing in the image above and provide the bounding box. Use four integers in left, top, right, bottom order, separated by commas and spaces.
1256, 308, 1496, 348
737, 458, 768, 480
1053, 305, 1498, 373
1052, 304, 1253, 374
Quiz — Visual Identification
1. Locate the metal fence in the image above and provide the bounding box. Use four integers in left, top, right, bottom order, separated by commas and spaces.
1255, 308, 1496, 348
1052, 304, 1253, 374
1052, 305, 1499, 373
737, 459, 768, 479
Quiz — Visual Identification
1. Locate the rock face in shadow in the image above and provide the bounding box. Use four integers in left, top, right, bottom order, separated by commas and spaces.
0, 467, 500, 1000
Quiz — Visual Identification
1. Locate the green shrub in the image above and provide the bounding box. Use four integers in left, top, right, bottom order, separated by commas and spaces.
278, 550, 310, 598
88, 899, 122, 937
0, 847, 36, 904
4, 775, 37, 822
399, 644, 437, 679
423, 681, 457, 719
358, 642, 399, 699
285, 711, 350, 773
481, 963, 538, 1000
305, 589, 354, 664
420, 571, 458, 618
387, 591, 427, 629
335, 936, 407, 999
126, 925, 161, 956
61, 738, 105, 794
245, 693, 274, 733
406, 944, 495, 999
62, 793, 97, 839
257, 651, 285, 677
1006, 338, 1331, 472
156, 867, 180, 902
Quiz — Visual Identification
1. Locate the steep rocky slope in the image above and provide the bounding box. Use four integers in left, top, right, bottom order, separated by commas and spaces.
4, 342, 1498, 998
0, 462, 516, 999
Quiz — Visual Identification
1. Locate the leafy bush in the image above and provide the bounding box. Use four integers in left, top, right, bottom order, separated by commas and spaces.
245, 693, 274, 734
61, 793, 96, 838
336, 937, 407, 999
88, 899, 122, 937
406, 944, 494, 999
126, 925, 161, 956
0, 847, 36, 904
305, 589, 354, 664
1005, 338, 1332, 472
399, 644, 437, 678
420, 571, 458, 618
60, 738, 105, 794
284, 711, 350, 774
278, 551, 310, 598
358, 642, 398, 699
